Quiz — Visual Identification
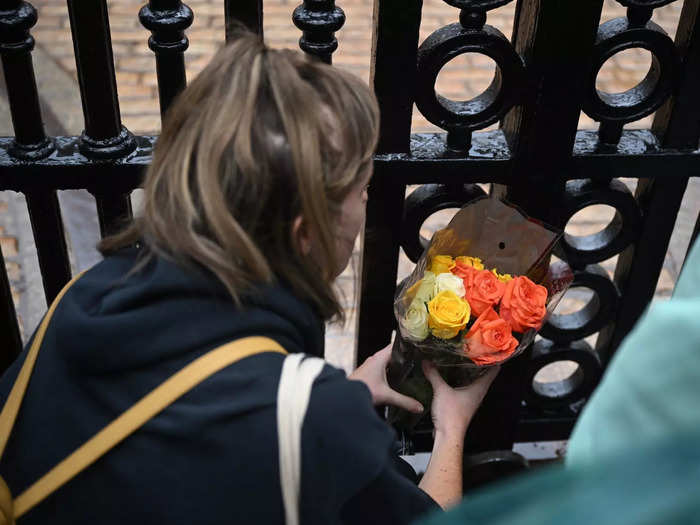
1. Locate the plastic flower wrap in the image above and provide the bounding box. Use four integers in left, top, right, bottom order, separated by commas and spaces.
387, 196, 573, 430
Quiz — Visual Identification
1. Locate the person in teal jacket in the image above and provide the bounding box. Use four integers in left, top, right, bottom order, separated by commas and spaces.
418, 236, 700, 525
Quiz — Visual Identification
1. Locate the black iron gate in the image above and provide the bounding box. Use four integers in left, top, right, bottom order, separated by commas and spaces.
1, 0, 699, 468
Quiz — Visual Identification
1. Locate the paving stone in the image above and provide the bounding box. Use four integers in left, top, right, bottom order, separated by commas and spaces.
0, 237, 18, 257
5, 261, 20, 281
118, 56, 157, 73
120, 97, 160, 115
122, 114, 161, 134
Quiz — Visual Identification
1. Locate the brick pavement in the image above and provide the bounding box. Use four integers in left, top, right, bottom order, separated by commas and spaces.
2, 0, 696, 372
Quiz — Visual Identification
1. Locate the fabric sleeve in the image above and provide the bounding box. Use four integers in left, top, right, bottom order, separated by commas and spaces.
566, 296, 700, 467
299, 363, 439, 524
340, 463, 440, 525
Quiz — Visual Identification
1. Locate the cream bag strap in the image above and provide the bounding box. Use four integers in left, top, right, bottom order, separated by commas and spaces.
276, 353, 325, 525
0, 271, 287, 524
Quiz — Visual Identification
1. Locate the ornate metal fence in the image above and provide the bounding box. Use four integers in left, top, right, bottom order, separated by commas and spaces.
1, 0, 699, 470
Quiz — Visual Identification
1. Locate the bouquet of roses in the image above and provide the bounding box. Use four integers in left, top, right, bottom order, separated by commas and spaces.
401, 254, 547, 365
387, 196, 573, 430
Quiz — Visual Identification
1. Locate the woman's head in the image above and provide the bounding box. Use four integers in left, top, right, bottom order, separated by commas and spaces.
101, 31, 379, 320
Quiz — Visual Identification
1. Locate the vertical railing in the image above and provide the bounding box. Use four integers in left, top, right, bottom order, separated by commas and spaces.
0, 0, 53, 160
225, 0, 263, 39
67, 0, 135, 237
356, 0, 423, 364
0, 0, 71, 315
598, 0, 700, 358
0, 247, 21, 369
139, 0, 193, 118
292, 0, 345, 64
474, 0, 606, 451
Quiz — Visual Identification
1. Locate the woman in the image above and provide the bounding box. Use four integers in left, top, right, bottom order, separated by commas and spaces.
0, 32, 496, 524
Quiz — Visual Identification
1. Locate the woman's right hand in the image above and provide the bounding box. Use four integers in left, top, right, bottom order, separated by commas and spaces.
422, 361, 500, 438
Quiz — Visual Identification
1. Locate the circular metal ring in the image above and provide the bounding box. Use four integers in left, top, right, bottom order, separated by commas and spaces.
524, 339, 602, 411
442, 0, 514, 10
463, 450, 528, 492
554, 179, 642, 267
615, 0, 678, 7
540, 264, 620, 343
582, 18, 680, 123
415, 23, 526, 133
401, 184, 487, 262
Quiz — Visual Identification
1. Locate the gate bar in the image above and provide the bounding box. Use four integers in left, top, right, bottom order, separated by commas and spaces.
225, 0, 263, 40
139, 0, 193, 118
0, 0, 53, 160
67, 0, 136, 236
480, 0, 604, 451
598, 0, 700, 362
25, 191, 72, 303
0, 1, 72, 308
0, 246, 22, 371
356, 0, 423, 365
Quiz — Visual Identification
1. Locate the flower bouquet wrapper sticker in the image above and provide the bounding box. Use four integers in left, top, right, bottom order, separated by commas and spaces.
387, 196, 573, 431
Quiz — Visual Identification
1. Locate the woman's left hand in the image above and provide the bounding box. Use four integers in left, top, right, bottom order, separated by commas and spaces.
349, 343, 424, 414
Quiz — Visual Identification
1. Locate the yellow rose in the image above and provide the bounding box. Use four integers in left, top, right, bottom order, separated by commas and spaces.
427, 290, 471, 340
429, 255, 455, 274
455, 256, 484, 270
401, 303, 430, 341
491, 268, 513, 283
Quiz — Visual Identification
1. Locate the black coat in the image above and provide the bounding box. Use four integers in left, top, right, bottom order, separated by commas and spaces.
0, 248, 438, 524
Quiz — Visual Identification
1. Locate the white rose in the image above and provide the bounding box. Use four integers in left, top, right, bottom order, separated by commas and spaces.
413, 271, 437, 305
433, 272, 466, 298
401, 302, 430, 341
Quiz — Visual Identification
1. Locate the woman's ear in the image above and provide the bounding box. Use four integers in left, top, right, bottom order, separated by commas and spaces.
292, 215, 313, 255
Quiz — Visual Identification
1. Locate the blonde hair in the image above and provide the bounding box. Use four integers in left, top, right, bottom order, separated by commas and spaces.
100, 31, 379, 320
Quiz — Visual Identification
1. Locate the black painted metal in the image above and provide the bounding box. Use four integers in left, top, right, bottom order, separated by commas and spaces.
0, 0, 53, 160
540, 264, 620, 343
485, 0, 604, 447
25, 190, 72, 302
139, 0, 193, 117
687, 213, 700, 263
0, 1, 72, 310
401, 184, 486, 262
525, 339, 602, 411
617, 0, 677, 7
462, 450, 529, 493
554, 179, 642, 268
67, 0, 135, 159
598, 0, 700, 362
0, 246, 22, 369
93, 192, 133, 239
225, 0, 263, 39
356, 0, 422, 364
0, 0, 698, 459
583, 17, 681, 146
292, 0, 345, 64
415, 23, 525, 151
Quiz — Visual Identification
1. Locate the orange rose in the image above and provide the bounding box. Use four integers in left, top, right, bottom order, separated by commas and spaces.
451, 259, 479, 286
463, 269, 506, 316
500, 275, 548, 333
464, 307, 519, 365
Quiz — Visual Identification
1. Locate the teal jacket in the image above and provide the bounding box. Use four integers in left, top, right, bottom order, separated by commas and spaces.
419, 238, 700, 525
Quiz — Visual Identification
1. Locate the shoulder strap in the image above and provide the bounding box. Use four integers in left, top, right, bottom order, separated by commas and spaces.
277, 354, 325, 525
14, 336, 286, 518
0, 272, 286, 519
0, 271, 85, 457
